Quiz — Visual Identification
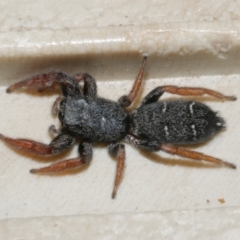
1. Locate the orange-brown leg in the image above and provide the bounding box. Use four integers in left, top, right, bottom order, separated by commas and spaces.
126, 134, 236, 169
162, 86, 236, 100
30, 141, 92, 173
118, 56, 147, 107
141, 85, 236, 106
30, 158, 87, 173
0, 133, 75, 155
6, 72, 81, 97
109, 143, 126, 199
160, 144, 236, 169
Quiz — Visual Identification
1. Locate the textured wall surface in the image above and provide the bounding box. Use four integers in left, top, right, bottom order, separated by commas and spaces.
0, 0, 240, 239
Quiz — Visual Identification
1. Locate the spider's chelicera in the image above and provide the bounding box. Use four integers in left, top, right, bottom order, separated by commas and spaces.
0, 57, 237, 198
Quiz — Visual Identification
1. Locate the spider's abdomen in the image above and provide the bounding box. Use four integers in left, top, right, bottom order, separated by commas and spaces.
130, 100, 225, 145
62, 97, 129, 142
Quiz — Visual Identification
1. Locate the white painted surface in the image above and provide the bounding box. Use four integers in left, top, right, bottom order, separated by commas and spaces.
1, 209, 240, 240
0, 0, 240, 239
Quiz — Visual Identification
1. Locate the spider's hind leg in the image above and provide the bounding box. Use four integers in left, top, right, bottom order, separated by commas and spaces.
125, 134, 236, 169
160, 144, 236, 169
141, 85, 236, 106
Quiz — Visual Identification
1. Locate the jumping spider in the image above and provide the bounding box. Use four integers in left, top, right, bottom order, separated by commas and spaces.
0, 57, 237, 199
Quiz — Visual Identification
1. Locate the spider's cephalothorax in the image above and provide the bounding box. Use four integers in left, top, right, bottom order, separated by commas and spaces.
0, 57, 237, 199
61, 95, 129, 142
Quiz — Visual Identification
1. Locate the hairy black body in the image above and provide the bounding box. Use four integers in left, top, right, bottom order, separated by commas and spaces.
0, 57, 237, 199
131, 100, 224, 145
63, 97, 129, 142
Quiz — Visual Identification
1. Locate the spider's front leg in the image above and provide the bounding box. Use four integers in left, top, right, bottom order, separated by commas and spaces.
30, 141, 92, 173
0, 133, 93, 173
0, 132, 75, 155
125, 135, 236, 169
7, 72, 81, 97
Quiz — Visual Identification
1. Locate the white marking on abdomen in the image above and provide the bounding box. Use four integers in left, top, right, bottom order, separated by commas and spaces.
164, 125, 169, 136
189, 102, 195, 115
101, 117, 106, 128
191, 124, 197, 136
162, 102, 167, 113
